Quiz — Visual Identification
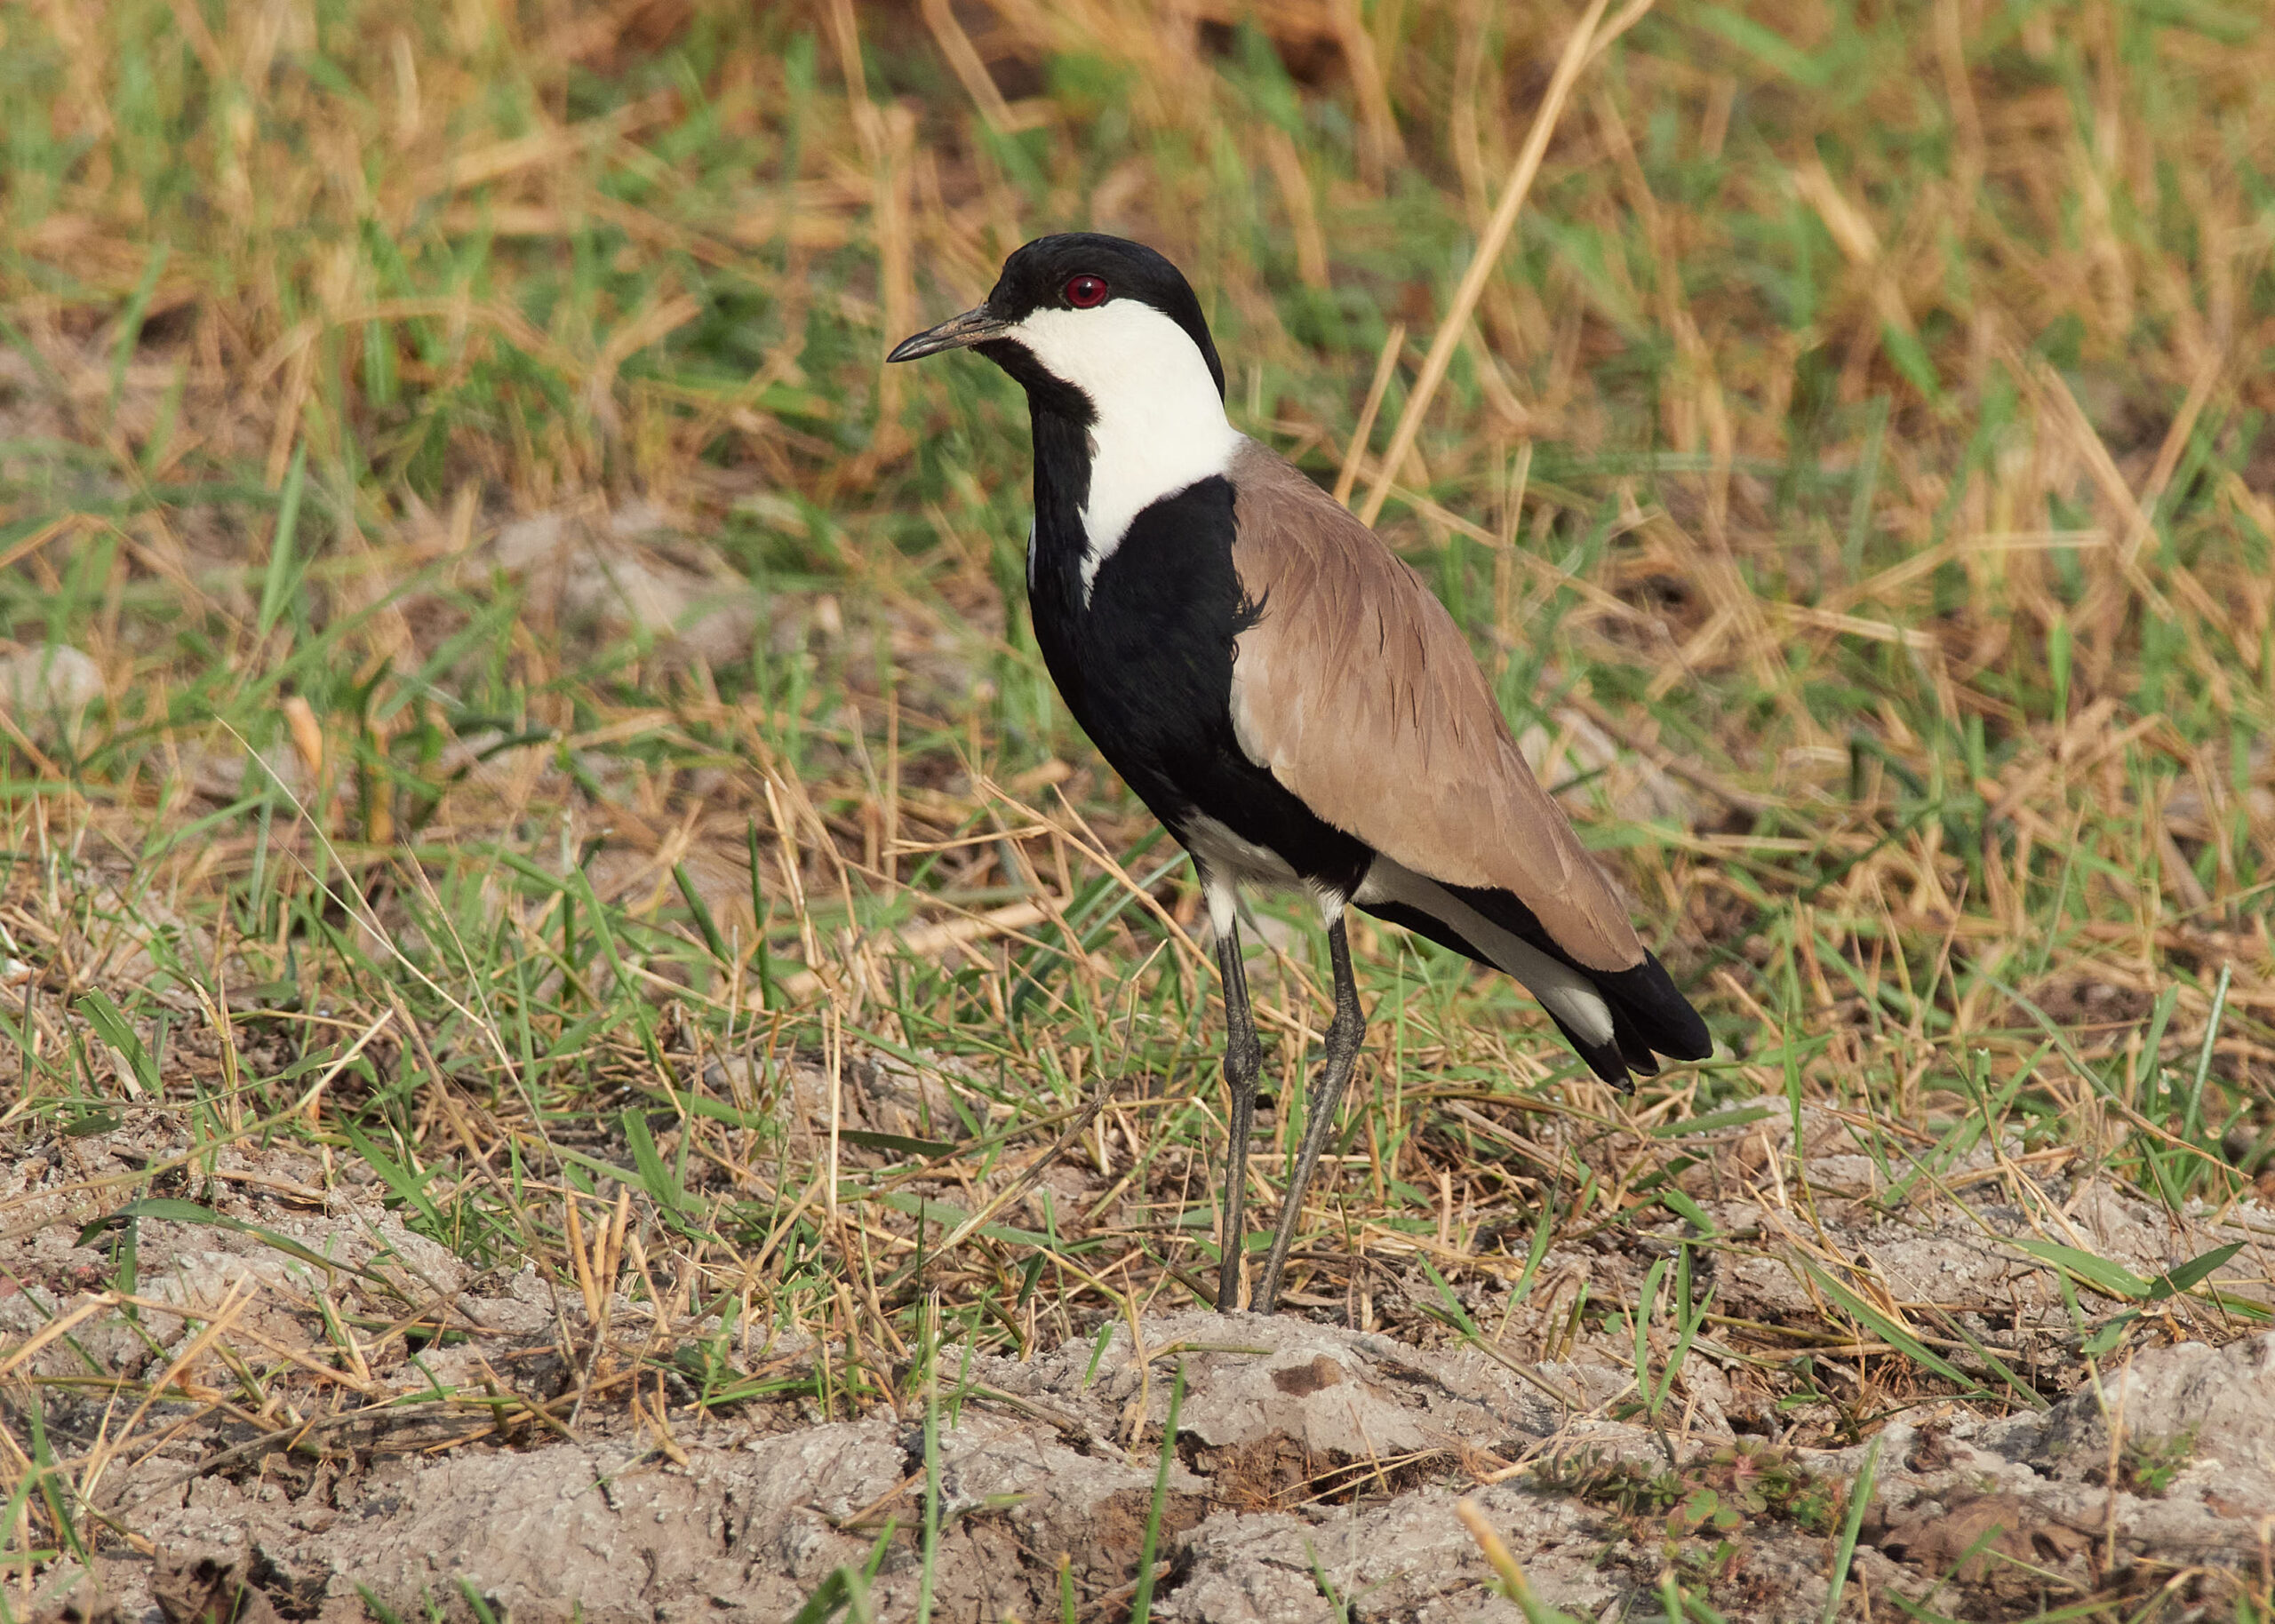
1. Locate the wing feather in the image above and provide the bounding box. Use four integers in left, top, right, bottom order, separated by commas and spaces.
1225, 441, 1644, 974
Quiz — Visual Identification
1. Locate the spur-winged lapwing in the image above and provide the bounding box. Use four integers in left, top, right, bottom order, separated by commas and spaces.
890, 234, 1710, 1315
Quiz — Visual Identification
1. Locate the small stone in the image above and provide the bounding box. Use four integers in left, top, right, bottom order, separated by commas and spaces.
0, 644, 104, 738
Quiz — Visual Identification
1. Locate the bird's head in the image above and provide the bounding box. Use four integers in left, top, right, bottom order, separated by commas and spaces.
888, 234, 1226, 428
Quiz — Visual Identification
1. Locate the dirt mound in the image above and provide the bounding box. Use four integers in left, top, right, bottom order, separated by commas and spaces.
34, 1315, 2275, 1622
8, 1104, 2272, 1623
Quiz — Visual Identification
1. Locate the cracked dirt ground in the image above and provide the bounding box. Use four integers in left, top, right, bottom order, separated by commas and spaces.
4, 1084, 2273, 1624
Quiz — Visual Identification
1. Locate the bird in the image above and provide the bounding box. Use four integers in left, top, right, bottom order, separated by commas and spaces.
889, 234, 1710, 1315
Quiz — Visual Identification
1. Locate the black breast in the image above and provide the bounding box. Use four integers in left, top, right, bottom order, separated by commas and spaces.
1026, 473, 1369, 892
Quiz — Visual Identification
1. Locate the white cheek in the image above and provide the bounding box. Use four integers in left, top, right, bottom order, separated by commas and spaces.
1010, 302, 1242, 599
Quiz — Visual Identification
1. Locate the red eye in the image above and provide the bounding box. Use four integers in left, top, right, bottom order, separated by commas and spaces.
1064, 275, 1108, 308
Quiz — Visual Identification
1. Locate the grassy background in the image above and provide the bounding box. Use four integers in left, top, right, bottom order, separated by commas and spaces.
4, 0, 2275, 1601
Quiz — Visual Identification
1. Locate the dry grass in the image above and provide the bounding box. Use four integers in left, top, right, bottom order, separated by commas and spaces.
3, 0, 2275, 1617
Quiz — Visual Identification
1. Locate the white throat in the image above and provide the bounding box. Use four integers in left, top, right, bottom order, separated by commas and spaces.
1009, 301, 1243, 601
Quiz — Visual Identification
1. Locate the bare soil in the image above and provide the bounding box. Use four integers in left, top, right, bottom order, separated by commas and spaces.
5, 1090, 2273, 1624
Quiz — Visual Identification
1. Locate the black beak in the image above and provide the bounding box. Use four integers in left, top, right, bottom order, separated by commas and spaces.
886, 306, 1010, 362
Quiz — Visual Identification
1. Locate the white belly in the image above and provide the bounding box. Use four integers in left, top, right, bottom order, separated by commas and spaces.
1180, 812, 1307, 942
1181, 812, 1301, 888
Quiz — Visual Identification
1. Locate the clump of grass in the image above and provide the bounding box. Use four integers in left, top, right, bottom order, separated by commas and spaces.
1529, 1444, 1863, 1619
2095, 1427, 2199, 1498
1534, 1439, 1846, 1542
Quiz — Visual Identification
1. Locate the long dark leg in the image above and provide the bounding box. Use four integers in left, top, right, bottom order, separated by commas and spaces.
1255, 914, 1364, 1314
1214, 914, 1263, 1313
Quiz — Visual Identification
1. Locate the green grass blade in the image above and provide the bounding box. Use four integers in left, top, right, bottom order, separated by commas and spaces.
76, 1197, 387, 1284
76, 990, 159, 1095
1130, 1360, 1186, 1624
339, 1122, 449, 1233
674, 862, 731, 966
2145, 1240, 2245, 1302
259, 442, 308, 641
2007, 1238, 2151, 1302
1820, 1433, 1881, 1624
917, 1294, 942, 1624
1800, 1262, 1977, 1394
621, 1108, 699, 1220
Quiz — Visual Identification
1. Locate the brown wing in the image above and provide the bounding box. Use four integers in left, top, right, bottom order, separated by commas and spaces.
1224, 441, 1643, 974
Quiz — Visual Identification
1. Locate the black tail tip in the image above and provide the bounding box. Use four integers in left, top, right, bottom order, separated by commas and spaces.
1607, 951, 1713, 1062
1551, 952, 1713, 1088
1548, 1009, 1638, 1091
